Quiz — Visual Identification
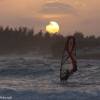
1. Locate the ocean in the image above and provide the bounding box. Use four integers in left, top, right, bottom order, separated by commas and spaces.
0, 56, 99, 100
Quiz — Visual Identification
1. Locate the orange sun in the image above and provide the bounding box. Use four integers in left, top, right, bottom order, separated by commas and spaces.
46, 21, 60, 34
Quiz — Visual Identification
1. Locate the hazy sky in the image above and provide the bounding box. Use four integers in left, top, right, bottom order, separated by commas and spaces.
0, 0, 100, 36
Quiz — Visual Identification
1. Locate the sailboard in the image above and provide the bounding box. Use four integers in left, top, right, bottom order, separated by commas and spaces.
60, 36, 77, 81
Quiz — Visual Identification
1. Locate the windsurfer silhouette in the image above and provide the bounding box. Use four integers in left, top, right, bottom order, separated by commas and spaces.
60, 36, 77, 81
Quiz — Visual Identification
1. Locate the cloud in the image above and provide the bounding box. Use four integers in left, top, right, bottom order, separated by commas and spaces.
39, 2, 76, 15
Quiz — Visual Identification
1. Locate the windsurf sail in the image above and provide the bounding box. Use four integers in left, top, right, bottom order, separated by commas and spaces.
60, 36, 77, 81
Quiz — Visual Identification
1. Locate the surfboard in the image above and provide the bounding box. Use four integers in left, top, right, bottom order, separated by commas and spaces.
60, 36, 77, 81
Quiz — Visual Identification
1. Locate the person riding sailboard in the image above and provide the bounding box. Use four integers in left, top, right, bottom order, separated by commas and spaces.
60, 36, 77, 81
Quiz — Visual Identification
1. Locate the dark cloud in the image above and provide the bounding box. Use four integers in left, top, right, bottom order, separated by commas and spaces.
40, 2, 76, 15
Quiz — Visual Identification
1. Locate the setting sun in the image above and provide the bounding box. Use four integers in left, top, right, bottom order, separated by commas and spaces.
46, 21, 60, 34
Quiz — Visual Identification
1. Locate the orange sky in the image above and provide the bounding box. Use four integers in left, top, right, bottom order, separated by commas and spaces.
0, 0, 100, 36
